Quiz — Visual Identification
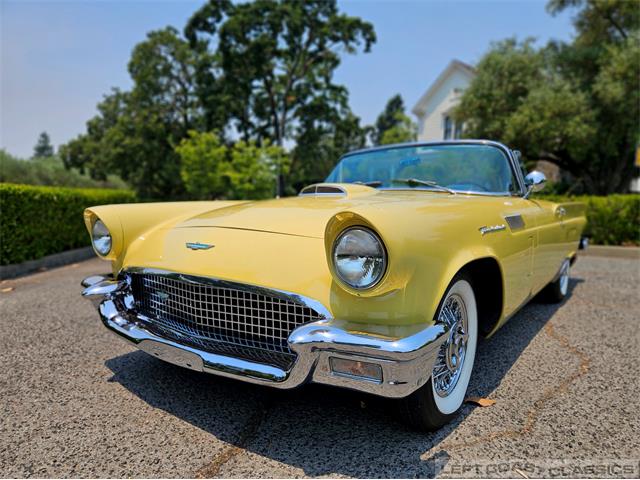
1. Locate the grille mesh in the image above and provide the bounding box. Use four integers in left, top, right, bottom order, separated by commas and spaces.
130, 274, 322, 369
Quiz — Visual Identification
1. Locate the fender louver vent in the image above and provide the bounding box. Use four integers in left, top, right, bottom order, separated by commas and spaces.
299, 184, 347, 196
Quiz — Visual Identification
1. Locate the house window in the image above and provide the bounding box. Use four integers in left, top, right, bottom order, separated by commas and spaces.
444, 115, 463, 139
454, 121, 463, 139
443, 116, 453, 139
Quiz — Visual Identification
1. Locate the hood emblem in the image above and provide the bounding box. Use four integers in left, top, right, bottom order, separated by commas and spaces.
186, 242, 214, 250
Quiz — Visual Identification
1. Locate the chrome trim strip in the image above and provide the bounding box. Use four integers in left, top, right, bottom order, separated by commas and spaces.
82, 275, 448, 398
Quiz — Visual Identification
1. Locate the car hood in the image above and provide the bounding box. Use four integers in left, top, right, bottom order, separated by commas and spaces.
175, 187, 465, 238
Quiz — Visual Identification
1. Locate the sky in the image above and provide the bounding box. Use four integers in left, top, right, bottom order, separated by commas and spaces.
0, 0, 576, 158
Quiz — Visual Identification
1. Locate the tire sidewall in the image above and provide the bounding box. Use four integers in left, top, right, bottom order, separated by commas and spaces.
430, 276, 478, 415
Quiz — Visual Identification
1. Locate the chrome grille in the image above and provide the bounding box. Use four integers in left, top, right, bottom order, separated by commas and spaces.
130, 273, 323, 369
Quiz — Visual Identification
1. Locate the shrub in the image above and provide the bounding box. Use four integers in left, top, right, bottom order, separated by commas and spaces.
0, 149, 128, 190
539, 194, 639, 246
176, 131, 289, 200
0, 183, 136, 265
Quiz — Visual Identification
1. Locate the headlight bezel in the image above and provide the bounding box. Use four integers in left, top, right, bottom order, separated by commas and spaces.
91, 219, 112, 257
332, 226, 388, 290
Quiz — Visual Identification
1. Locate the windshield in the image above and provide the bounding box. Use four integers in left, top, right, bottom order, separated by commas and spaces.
325, 144, 519, 195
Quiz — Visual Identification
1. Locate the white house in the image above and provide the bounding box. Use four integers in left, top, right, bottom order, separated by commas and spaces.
412, 60, 476, 141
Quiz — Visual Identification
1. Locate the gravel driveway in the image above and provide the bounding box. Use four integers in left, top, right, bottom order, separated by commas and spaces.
1, 254, 638, 478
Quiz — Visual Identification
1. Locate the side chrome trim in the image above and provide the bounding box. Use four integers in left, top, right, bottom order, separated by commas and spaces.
82, 274, 448, 398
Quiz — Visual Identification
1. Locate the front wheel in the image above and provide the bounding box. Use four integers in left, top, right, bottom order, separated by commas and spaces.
397, 274, 478, 431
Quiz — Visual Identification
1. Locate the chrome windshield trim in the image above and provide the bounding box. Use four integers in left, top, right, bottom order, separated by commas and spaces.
121, 267, 333, 320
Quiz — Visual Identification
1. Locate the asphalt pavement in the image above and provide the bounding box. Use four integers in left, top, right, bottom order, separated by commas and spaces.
1, 254, 639, 478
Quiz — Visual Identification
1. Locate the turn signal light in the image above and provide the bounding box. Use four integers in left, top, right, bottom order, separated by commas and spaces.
329, 357, 382, 383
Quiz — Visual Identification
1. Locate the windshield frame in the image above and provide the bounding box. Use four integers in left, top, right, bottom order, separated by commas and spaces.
330, 140, 527, 197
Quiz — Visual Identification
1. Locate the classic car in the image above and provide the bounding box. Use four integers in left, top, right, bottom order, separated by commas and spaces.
81, 140, 587, 431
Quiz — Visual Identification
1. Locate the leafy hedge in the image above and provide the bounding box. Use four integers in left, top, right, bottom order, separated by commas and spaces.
539, 194, 639, 246
0, 184, 636, 266
0, 183, 136, 265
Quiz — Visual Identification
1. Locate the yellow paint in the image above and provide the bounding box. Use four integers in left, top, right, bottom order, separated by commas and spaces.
84, 184, 586, 337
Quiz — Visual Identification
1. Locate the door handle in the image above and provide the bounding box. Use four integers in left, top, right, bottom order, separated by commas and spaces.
556, 207, 566, 218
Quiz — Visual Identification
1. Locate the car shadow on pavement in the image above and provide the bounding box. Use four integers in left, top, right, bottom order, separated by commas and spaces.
105, 279, 582, 478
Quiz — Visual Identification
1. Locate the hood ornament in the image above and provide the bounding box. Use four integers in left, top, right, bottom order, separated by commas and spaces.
186, 242, 214, 250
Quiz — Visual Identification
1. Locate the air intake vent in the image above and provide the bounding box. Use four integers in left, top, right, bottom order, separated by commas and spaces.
299, 184, 347, 196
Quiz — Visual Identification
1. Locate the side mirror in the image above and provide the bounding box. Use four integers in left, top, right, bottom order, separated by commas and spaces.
524, 170, 546, 198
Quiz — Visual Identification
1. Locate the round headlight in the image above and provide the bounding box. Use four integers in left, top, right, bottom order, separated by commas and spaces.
92, 219, 112, 256
333, 227, 386, 289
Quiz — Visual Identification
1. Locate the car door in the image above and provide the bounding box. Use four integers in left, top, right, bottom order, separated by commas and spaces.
528, 199, 568, 294
497, 197, 540, 315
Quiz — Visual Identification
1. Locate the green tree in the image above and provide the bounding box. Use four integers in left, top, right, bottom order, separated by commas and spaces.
175, 131, 227, 199
60, 28, 202, 199
176, 131, 289, 200
33, 132, 54, 158
455, 0, 639, 194
185, 0, 376, 194
227, 139, 289, 199
290, 109, 368, 191
379, 112, 417, 145
373, 94, 414, 145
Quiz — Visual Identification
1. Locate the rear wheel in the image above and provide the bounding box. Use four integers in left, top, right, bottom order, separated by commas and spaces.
540, 259, 570, 303
398, 274, 478, 431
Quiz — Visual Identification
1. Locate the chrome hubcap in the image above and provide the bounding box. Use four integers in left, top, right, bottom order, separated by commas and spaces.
433, 294, 468, 397
560, 261, 569, 296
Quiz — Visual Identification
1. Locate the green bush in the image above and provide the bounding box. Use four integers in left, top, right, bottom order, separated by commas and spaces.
0, 183, 136, 265
0, 149, 129, 190
539, 194, 639, 246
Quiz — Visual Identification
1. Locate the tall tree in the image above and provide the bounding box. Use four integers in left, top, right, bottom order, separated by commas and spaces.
33, 132, 54, 158
455, 0, 639, 194
60, 28, 203, 199
290, 106, 368, 192
185, 0, 376, 195
373, 94, 404, 145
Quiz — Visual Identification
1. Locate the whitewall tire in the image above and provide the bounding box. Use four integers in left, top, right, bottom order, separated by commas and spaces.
431, 278, 478, 415
397, 273, 478, 431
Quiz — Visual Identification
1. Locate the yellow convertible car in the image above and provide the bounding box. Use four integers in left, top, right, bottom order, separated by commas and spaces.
82, 140, 587, 431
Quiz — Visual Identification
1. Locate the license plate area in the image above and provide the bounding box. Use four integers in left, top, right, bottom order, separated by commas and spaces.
139, 340, 204, 372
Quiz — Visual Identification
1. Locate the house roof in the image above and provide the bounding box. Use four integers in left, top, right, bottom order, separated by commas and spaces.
411, 59, 476, 116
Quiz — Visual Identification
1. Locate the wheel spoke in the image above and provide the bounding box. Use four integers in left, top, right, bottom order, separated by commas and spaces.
433, 292, 470, 398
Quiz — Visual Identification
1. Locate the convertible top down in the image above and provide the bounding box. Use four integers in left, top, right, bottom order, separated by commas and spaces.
82, 140, 586, 430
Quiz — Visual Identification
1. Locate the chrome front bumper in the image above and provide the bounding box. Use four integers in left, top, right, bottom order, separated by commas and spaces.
82, 275, 448, 398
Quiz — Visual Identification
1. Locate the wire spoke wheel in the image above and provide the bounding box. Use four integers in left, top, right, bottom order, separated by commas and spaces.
432, 293, 469, 398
